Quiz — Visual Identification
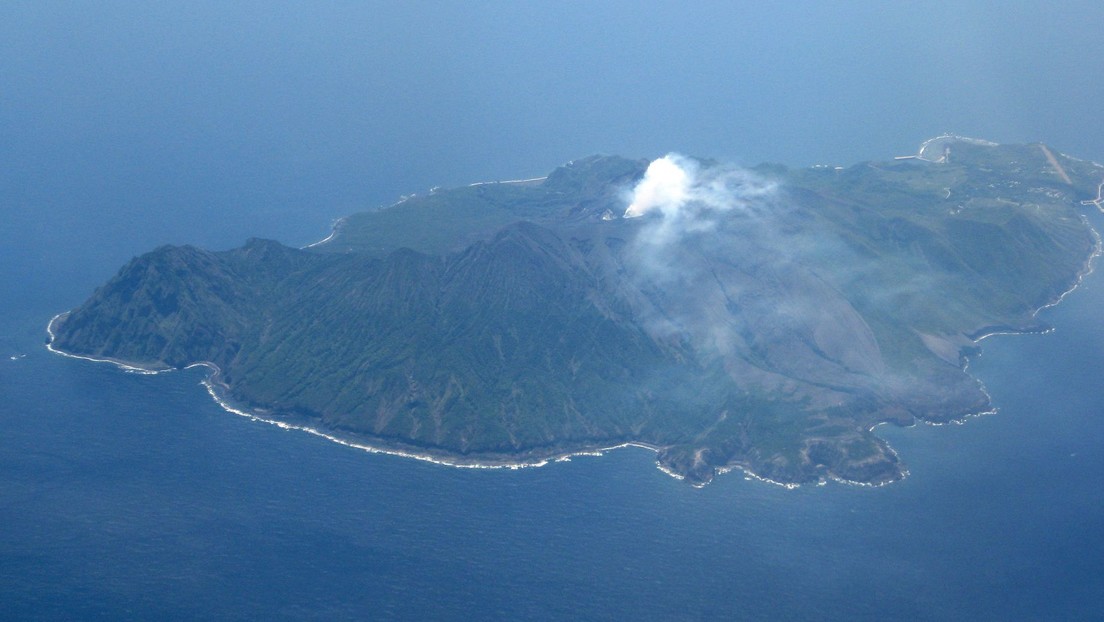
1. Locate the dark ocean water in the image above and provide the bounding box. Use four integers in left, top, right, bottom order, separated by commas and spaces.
3, 220, 1103, 621
4, 3, 1104, 620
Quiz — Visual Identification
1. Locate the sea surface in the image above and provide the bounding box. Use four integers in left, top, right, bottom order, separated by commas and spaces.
3, 216, 1104, 621
4, 3, 1104, 619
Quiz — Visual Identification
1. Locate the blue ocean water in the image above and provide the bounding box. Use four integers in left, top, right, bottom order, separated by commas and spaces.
4, 3, 1104, 620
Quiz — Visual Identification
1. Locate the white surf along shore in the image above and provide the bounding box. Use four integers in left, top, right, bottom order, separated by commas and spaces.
42, 307, 950, 491
45, 312, 684, 479
45, 309, 819, 488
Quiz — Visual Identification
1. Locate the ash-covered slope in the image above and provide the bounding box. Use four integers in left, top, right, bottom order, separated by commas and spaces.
51, 138, 1102, 485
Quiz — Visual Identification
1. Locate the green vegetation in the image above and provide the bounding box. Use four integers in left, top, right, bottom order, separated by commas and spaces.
51, 139, 1101, 485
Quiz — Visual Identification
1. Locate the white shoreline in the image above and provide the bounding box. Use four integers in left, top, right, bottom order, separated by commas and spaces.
970, 214, 1100, 348
301, 217, 346, 250
46, 313, 167, 375
200, 374, 673, 474
44, 316, 857, 489
919, 212, 1103, 433
45, 315, 688, 477
35, 310, 1019, 491
467, 176, 547, 188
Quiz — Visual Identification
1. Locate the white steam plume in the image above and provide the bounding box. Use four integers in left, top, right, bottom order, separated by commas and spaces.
624, 155, 692, 218
624, 153, 777, 249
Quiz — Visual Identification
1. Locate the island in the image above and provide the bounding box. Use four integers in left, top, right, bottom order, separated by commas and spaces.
48, 136, 1102, 486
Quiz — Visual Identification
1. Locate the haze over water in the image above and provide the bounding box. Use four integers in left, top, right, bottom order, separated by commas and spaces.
3, 3, 1103, 619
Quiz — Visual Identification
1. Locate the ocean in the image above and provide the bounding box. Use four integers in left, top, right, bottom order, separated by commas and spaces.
3, 3, 1104, 620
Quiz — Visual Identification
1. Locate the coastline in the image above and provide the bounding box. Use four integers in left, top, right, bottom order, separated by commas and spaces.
45, 315, 688, 478
301, 217, 346, 250
37, 308, 1043, 490
35, 296, 1053, 491
931, 214, 1103, 428
967, 216, 1101, 345
197, 365, 671, 475
46, 313, 170, 375
829, 211, 1103, 478
44, 312, 832, 489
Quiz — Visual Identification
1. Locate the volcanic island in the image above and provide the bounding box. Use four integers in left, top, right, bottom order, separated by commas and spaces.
49, 136, 1103, 486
